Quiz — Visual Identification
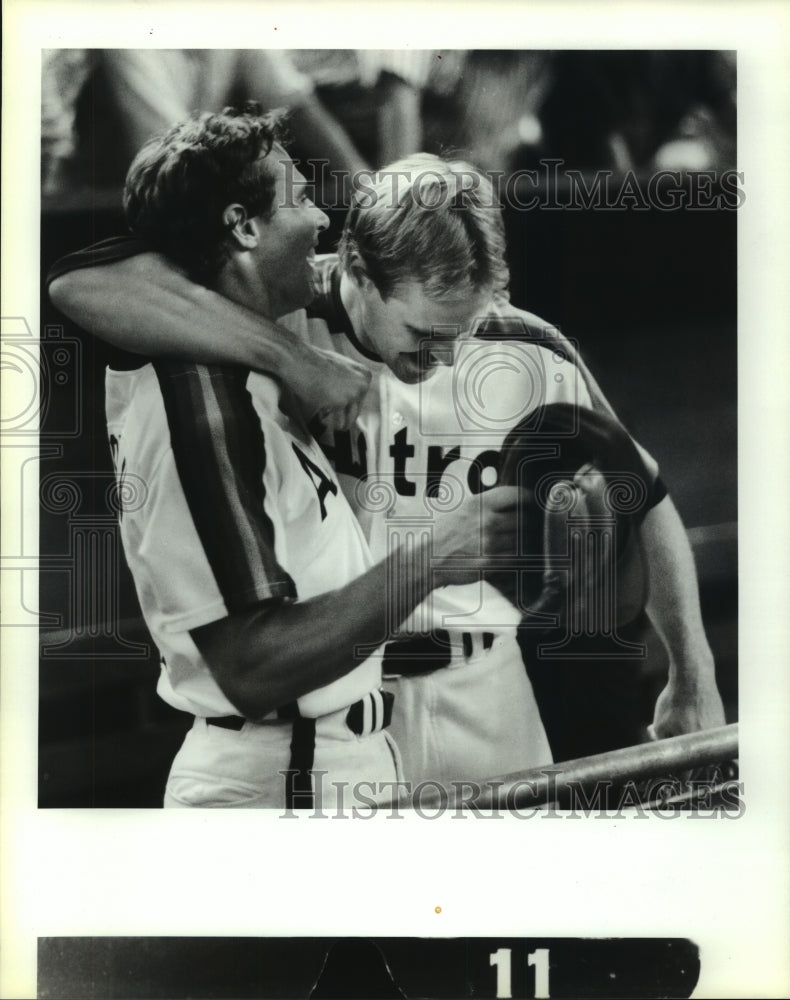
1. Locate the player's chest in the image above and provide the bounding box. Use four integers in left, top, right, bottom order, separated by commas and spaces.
248, 382, 344, 531
319, 363, 526, 516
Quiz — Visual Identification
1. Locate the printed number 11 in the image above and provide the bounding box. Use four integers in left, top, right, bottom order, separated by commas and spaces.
489, 947, 550, 999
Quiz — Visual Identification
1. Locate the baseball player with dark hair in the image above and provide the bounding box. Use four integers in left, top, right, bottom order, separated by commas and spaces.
49, 145, 725, 789
78, 104, 528, 809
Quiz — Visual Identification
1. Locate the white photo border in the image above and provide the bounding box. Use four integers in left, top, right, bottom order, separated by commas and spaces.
2, 2, 789, 997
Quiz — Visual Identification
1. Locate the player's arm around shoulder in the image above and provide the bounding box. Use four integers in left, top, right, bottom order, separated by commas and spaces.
49, 246, 370, 428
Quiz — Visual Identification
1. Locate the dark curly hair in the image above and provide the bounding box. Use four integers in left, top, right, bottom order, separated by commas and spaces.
123, 102, 288, 282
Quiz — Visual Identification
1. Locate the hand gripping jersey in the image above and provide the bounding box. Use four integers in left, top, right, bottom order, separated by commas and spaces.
105, 359, 381, 720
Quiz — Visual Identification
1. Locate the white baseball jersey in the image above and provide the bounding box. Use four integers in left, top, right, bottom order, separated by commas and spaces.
105, 359, 381, 720
276, 256, 663, 784
51, 241, 662, 788
283, 258, 596, 636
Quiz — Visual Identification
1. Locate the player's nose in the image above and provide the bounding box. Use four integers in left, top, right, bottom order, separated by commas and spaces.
313, 205, 330, 232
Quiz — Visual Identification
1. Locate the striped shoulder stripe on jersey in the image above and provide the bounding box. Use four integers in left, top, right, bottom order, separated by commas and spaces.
154, 361, 296, 613
305, 256, 335, 323
474, 312, 617, 417
306, 256, 350, 335
307, 256, 385, 362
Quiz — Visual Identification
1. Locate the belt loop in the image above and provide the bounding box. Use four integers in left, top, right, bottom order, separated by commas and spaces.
457, 631, 496, 664
346, 690, 394, 736
381, 630, 499, 676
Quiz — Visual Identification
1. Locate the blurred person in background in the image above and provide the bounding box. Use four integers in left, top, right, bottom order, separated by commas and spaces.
534, 50, 736, 172
421, 50, 554, 173
42, 49, 369, 204
289, 49, 435, 167
41, 49, 94, 197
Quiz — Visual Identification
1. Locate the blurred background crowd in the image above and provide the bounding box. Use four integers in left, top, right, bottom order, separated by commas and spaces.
42, 48, 737, 203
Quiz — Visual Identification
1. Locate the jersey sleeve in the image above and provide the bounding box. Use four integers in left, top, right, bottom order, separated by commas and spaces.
140, 362, 297, 632
46, 235, 148, 291
477, 303, 664, 496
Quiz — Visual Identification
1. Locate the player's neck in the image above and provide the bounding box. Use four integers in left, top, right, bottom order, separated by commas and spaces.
339, 272, 375, 352
214, 262, 279, 321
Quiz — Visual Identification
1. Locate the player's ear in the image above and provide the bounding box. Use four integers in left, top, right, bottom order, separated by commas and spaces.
345, 252, 373, 291
223, 203, 259, 250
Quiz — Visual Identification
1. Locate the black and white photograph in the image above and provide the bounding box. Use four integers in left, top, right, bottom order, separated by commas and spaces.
2, 2, 788, 998
36, 43, 740, 814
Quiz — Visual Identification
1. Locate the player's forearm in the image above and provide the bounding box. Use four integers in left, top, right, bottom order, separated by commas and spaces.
641, 496, 716, 683
194, 485, 522, 718
194, 541, 439, 719
49, 252, 305, 374
51, 250, 373, 427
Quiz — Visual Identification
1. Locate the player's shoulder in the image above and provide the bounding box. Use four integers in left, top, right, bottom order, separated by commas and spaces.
147, 363, 286, 456
47, 235, 148, 289
108, 360, 258, 417
470, 299, 573, 373
474, 297, 566, 349
129, 360, 295, 443
137, 361, 275, 429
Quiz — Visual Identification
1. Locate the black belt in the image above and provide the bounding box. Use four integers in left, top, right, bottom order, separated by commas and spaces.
205, 701, 296, 730
382, 629, 495, 677
204, 715, 246, 731
204, 689, 395, 736
204, 690, 395, 812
